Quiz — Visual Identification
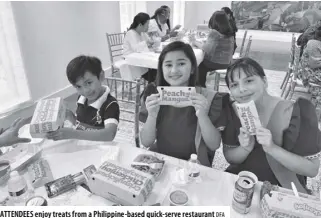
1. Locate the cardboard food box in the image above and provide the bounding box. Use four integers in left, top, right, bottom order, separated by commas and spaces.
85, 161, 155, 206
235, 100, 262, 135
157, 86, 196, 108
261, 191, 321, 218
30, 98, 66, 138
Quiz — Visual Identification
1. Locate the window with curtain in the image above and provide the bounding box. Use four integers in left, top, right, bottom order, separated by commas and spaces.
0, 2, 30, 117
119, 1, 147, 32
173, 0, 185, 27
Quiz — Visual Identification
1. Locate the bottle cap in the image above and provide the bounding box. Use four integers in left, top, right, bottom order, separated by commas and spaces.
190, 154, 197, 160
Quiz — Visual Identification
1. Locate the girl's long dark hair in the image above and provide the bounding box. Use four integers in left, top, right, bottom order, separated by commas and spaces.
129, 12, 150, 30
156, 41, 198, 87
151, 8, 167, 32
208, 10, 234, 37
222, 7, 238, 33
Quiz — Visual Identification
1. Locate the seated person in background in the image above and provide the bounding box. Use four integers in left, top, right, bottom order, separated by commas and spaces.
140, 41, 225, 167
217, 58, 320, 193
222, 7, 238, 54
148, 7, 178, 42
0, 118, 31, 148
123, 12, 156, 83
123, 12, 153, 55
47, 56, 120, 142
192, 11, 235, 88
298, 26, 321, 113
160, 5, 182, 33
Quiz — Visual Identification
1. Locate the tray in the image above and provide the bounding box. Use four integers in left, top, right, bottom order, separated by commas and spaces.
0, 143, 42, 172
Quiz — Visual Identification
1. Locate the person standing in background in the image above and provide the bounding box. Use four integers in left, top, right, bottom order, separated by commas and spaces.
222, 7, 238, 53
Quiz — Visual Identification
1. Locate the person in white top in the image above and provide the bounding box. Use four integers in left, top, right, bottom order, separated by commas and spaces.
123, 12, 153, 55
160, 5, 182, 33
122, 12, 157, 83
148, 8, 178, 42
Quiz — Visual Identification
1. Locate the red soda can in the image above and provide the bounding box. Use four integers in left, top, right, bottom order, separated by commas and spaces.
232, 171, 258, 214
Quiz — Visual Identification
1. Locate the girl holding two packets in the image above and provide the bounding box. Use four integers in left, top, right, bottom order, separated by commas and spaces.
140, 41, 226, 167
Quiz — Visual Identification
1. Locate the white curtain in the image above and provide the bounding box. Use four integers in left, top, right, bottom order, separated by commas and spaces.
0, 2, 30, 116
173, 0, 185, 28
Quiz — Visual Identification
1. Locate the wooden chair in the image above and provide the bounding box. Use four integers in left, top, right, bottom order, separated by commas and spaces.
283, 44, 309, 100
106, 77, 142, 148
106, 32, 126, 77
280, 33, 296, 91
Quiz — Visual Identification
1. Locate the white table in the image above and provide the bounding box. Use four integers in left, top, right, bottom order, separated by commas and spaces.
125, 49, 205, 69
0, 138, 263, 217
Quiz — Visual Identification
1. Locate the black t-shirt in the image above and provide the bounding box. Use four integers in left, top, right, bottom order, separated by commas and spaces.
75, 88, 120, 131
217, 94, 321, 186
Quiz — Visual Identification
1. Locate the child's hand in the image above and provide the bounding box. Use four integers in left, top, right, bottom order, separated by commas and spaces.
191, 93, 208, 117
65, 109, 76, 124
46, 127, 75, 141
256, 127, 274, 153
173, 24, 182, 31
238, 127, 255, 152
145, 94, 161, 118
0, 118, 31, 147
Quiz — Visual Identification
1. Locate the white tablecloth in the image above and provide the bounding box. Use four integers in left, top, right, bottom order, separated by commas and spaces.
0, 138, 263, 217
125, 49, 204, 69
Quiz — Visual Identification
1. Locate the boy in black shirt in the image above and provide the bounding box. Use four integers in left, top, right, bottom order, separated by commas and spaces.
47, 56, 119, 141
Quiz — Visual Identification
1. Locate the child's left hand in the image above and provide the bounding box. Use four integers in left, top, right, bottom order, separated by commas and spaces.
46, 127, 75, 141
191, 93, 209, 117
256, 127, 275, 153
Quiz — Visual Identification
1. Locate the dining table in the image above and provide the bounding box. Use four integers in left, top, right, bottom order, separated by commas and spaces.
124, 47, 205, 70
0, 125, 265, 218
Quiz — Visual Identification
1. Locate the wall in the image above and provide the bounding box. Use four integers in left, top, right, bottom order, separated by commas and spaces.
11, 1, 120, 102
184, 1, 231, 30
0, 2, 120, 127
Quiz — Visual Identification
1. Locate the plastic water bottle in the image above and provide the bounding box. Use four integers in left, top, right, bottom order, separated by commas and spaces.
7, 171, 33, 205
187, 154, 201, 183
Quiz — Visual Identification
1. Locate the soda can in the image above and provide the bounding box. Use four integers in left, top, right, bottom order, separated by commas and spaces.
232, 171, 258, 214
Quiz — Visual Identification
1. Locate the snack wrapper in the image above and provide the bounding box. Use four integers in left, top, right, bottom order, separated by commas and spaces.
28, 158, 54, 189
85, 161, 155, 206
157, 86, 196, 107
261, 191, 321, 218
235, 100, 261, 135
30, 97, 66, 138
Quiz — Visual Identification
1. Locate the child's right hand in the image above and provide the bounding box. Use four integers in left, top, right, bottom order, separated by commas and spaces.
145, 94, 161, 118
65, 109, 75, 123
238, 127, 255, 152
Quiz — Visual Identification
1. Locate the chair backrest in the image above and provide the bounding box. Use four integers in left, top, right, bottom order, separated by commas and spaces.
239, 30, 248, 56
290, 33, 296, 65
106, 32, 126, 73
243, 35, 252, 58
105, 77, 142, 148
293, 44, 301, 78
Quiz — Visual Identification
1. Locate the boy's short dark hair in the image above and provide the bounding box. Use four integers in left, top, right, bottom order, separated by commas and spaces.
66, 55, 103, 85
